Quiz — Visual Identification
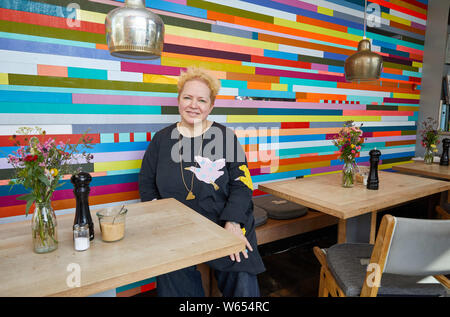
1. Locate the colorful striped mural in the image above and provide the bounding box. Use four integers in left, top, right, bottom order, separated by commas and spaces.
0, 0, 427, 293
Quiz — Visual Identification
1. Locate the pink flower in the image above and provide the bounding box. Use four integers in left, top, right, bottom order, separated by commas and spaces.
351, 150, 356, 154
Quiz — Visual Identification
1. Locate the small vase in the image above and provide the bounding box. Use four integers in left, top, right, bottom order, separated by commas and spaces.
424, 147, 434, 165
342, 161, 355, 188
31, 201, 58, 253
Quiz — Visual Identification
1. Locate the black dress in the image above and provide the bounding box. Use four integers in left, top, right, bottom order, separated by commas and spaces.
138, 122, 265, 275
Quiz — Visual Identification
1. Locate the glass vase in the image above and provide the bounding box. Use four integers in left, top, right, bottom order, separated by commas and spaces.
342, 161, 355, 188
31, 201, 58, 253
424, 147, 434, 165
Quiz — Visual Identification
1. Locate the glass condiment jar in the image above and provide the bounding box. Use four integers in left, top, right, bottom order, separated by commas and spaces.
73, 224, 90, 251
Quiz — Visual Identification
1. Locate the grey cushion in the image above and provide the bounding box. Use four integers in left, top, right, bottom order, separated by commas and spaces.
253, 205, 268, 227
253, 195, 308, 220
326, 243, 447, 297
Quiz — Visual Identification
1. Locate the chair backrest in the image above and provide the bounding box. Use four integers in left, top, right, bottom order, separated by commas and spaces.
383, 217, 450, 276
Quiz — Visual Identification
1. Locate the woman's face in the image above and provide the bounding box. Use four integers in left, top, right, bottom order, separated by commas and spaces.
178, 79, 213, 127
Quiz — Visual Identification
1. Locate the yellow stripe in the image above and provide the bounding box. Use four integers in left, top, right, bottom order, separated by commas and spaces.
94, 160, 142, 172
143, 74, 179, 84
274, 17, 360, 42
0, 73, 8, 85
304, 170, 339, 177
165, 25, 278, 50
393, 93, 421, 100
227, 115, 381, 123
317, 6, 333, 16
398, 106, 419, 111
78, 9, 106, 24
271, 83, 288, 91
162, 56, 255, 74
382, 12, 411, 26
379, 160, 413, 170
271, 160, 330, 173
412, 61, 423, 68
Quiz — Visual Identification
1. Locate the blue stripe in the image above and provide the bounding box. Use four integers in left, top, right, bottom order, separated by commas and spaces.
373, 39, 397, 51
252, 169, 311, 183
0, 32, 96, 49
239, 134, 325, 145
0, 90, 72, 103
381, 47, 410, 58
0, 0, 69, 18
116, 277, 156, 293
279, 146, 337, 156
323, 52, 348, 61
0, 38, 161, 65
381, 73, 410, 81
145, 0, 207, 18
264, 49, 298, 61
258, 108, 342, 116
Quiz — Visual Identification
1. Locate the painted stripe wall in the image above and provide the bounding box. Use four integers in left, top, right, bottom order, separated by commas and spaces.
0, 0, 427, 217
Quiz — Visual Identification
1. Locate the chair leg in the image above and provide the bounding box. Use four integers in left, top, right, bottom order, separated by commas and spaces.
318, 267, 329, 297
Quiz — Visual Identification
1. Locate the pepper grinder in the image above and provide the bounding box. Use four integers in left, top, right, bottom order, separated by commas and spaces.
367, 148, 381, 190
440, 138, 450, 166
71, 172, 94, 240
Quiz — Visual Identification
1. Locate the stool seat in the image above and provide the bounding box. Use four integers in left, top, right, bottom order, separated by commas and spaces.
253, 194, 308, 220
253, 205, 268, 227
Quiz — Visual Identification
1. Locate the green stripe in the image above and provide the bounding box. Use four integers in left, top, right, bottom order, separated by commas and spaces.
68, 67, 108, 80
187, 0, 274, 23
161, 15, 211, 32
382, 156, 414, 164
366, 105, 399, 111
0, 20, 105, 44
0, 31, 96, 49
383, 62, 419, 72
0, 102, 161, 115
401, 130, 417, 135
297, 55, 344, 67
8, 74, 178, 93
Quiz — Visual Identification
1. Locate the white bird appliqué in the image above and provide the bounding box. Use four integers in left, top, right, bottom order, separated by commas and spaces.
184, 156, 225, 190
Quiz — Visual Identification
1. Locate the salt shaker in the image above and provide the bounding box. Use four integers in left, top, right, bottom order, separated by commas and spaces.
367, 148, 381, 190
74, 224, 90, 251
440, 138, 450, 166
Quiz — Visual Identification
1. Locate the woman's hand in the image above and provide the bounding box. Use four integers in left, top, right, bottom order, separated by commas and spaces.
224, 221, 253, 262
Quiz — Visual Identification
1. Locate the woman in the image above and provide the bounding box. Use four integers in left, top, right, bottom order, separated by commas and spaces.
138, 67, 265, 297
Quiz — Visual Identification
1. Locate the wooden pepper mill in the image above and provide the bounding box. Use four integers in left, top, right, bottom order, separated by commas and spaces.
440, 138, 450, 166
71, 172, 94, 240
367, 149, 381, 190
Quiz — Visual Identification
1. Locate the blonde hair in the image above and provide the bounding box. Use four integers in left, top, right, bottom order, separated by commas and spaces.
177, 67, 221, 105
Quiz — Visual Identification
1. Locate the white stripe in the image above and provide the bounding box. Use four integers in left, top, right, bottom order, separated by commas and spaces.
0, 125, 73, 135
0, 61, 37, 76
218, 87, 239, 96
0, 50, 121, 71
107, 70, 143, 82
360, 145, 415, 156
278, 44, 324, 58
353, 121, 416, 127
292, 85, 391, 97
381, 116, 411, 121
202, 0, 297, 21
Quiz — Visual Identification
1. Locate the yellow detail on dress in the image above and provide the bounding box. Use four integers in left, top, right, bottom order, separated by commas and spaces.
238, 165, 253, 191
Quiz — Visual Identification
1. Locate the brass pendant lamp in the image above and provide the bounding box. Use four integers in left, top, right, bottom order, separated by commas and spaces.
105, 0, 164, 60
344, 0, 383, 81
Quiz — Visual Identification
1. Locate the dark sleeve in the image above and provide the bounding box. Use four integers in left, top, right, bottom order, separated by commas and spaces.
138, 132, 161, 201
219, 132, 253, 225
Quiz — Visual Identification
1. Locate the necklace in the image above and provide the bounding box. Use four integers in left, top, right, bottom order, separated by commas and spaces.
178, 129, 204, 200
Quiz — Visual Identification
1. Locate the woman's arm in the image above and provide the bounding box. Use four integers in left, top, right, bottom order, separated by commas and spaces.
138, 133, 161, 201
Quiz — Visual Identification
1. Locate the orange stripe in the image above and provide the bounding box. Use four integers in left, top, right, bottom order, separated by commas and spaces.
247, 81, 272, 90
337, 81, 420, 94
390, 20, 425, 36
227, 72, 279, 83
37, 65, 68, 77
373, 131, 402, 137
382, 67, 404, 75
207, 10, 235, 24
215, 95, 235, 99
96, 44, 109, 50
297, 15, 348, 33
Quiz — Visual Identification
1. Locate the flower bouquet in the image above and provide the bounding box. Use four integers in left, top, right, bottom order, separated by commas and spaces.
333, 121, 364, 187
419, 117, 440, 164
7, 127, 93, 253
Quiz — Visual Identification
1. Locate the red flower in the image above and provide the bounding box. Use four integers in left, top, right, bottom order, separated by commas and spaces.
24, 154, 38, 162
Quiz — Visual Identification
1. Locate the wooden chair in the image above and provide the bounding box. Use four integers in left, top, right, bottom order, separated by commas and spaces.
435, 205, 450, 219
313, 214, 450, 297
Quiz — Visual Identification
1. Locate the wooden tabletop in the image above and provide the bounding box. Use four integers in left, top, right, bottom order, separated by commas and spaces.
393, 161, 450, 180
258, 171, 450, 220
0, 198, 245, 297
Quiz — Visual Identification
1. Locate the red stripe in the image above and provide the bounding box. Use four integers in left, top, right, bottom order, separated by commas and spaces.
0, 134, 100, 147
251, 55, 311, 70
281, 122, 310, 129
130, 133, 134, 143
140, 282, 156, 293
0, 8, 105, 34
369, 0, 427, 20
114, 133, 119, 143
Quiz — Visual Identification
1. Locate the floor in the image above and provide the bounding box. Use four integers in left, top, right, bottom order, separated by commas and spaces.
135, 197, 431, 298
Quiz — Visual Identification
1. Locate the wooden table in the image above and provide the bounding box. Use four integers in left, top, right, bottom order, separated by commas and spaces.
393, 161, 450, 180
0, 198, 245, 297
258, 171, 450, 244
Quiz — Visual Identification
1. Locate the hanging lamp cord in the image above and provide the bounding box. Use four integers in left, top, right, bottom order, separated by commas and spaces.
363, 0, 367, 39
